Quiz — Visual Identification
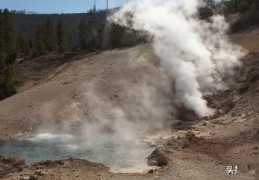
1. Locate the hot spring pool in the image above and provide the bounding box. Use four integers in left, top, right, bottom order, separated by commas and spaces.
0, 133, 154, 173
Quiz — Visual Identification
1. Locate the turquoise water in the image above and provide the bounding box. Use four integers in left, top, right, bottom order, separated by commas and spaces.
0, 133, 153, 172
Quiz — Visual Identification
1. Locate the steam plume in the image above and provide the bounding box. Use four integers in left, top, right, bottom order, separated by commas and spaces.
109, 0, 246, 117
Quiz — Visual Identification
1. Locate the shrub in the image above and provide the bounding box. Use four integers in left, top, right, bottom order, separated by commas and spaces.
5, 52, 18, 64
231, 8, 259, 32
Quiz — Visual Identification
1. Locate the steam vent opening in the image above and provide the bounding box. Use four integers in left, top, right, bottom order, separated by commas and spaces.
0, 133, 154, 173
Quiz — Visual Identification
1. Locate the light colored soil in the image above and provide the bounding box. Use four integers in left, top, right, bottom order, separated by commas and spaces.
0, 27, 259, 179
0, 45, 158, 141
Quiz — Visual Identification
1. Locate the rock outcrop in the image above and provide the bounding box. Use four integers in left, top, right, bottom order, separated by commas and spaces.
0, 155, 26, 178
147, 148, 168, 167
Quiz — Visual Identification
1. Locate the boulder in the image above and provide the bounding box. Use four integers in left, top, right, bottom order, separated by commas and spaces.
147, 148, 168, 167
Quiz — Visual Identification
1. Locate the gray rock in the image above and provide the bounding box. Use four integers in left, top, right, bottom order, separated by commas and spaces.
20, 176, 30, 180
35, 169, 46, 176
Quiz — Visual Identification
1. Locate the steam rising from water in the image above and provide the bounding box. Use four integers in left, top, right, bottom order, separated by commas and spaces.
0, 133, 154, 173
4, 0, 247, 173
34, 61, 172, 172
109, 0, 246, 117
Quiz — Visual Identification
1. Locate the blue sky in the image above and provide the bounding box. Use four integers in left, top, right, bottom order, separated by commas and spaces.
0, 0, 128, 14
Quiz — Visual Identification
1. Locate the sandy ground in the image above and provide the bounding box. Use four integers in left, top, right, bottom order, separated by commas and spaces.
0, 27, 259, 179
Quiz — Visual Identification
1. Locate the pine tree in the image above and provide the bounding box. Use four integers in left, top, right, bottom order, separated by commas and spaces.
0, 10, 6, 69
3, 65, 17, 97
18, 37, 32, 56
3, 9, 17, 54
56, 20, 67, 52
0, 10, 5, 56
79, 22, 87, 50
78, 9, 104, 51
34, 25, 46, 56
0, 9, 18, 99
24, 40, 33, 56
44, 17, 57, 51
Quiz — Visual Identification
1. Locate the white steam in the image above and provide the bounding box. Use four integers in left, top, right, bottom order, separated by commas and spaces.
109, 0, 246, 117
79, 78, 172, 148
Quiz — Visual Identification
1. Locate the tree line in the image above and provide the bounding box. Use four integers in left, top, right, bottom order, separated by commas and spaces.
2, 8, 146, 55
204, 0, 259, 31
32, 17, 67, 56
